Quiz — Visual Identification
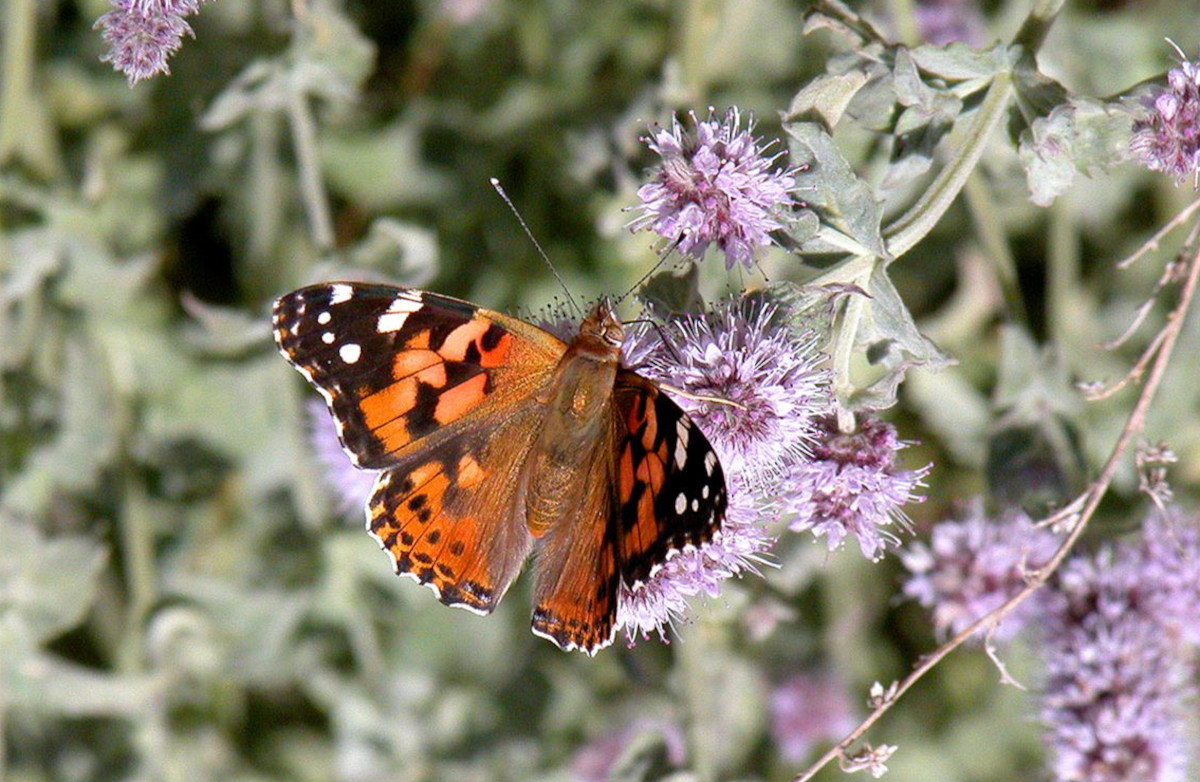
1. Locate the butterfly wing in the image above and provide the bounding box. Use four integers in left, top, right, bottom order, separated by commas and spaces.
612, 372, 727, 587
528, 421, 623, 655
273, 282, 568, 613
272, 283, 566, 469
529, 371, 728, 655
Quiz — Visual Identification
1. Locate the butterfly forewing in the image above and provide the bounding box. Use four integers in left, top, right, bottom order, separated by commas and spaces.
272, 283, 566, 468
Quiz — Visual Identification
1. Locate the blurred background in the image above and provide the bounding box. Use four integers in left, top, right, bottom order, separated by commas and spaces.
2, 0, 1198, 780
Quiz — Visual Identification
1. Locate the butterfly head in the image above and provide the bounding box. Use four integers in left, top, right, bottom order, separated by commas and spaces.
578, 299, 625, 351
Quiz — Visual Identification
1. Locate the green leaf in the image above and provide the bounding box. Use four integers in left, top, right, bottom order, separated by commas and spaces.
1018, 98, 1135, 207
884, 49, 964, 188
638, 261, 703, 318
986, 326, 1086, 512
908, 42, 1011, 82
0, 514, 108, 646
3, 339, 120, 513
850, 262, 955, 410
785, 121, 886, 258
322, 119, 453, 210
784, 70, 869, 130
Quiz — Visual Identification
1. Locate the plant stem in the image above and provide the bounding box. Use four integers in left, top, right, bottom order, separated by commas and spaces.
885, 70, 1014, 259
286, 85, 335, 253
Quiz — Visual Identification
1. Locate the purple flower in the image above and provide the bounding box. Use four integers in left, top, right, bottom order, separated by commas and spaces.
769, 673, 857, 763
645, 299, 830, 489
631, 108, 798, 270
307, 400, 378, 520
901, 502, 1060, 642
788, 414, 929, 561
1130, 48, 1200, 184
913, 0, 987, 46
95, 0, 207, 86
1039, 520, 1200, 782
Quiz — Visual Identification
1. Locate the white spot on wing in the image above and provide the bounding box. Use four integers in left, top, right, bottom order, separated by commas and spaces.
675, 493, 687, 514
376, 294, 425, 333
322, 332, 335, 344
377, 312, 409, 333
704, 451, 717, 476
317, 311, 331, 325
340, 343, 361, 364
330, 283, 353, 304
702, 484, 710, 499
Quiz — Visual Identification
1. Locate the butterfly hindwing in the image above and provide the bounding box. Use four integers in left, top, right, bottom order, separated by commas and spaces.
529, 423, 623, 655
366, 410, 542, 614
613, 373, 727, 587
272, 283, 566, 469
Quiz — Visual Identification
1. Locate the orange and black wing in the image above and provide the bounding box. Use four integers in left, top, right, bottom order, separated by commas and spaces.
272, 282, 566, 613
612, 372, 727, 587
272, 283, 566, 469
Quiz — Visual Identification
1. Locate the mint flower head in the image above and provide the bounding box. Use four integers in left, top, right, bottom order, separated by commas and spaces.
901, 503, 1059, 642
1039, 517, 1200, 782
631, 108, 798, 270
788, 414, 929, 561
95, 0, 208, 86
1130, 48, 1200, 185
646, 299, 830, 488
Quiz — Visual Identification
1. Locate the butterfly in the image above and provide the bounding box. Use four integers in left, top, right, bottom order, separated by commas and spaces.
271, 282, 727, 655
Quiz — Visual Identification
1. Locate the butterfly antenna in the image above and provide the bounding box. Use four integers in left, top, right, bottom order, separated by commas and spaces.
615, 235, 685, 307
490, 178, 583, 318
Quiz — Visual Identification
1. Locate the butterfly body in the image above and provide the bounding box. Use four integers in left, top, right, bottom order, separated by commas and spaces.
272, 283, 727, 655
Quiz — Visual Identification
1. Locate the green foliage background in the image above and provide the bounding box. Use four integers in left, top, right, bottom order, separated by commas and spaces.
2, 0, 1198, 780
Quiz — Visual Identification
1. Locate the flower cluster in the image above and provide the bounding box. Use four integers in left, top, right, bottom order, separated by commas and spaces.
901, 503, 1059, 641
631, 108, 798, 270
95, 0, 209, 85
646, 299, 829, 486
788, 414, 929, 561
1039, 515, 1200, 782
1130, 49, 1200, 184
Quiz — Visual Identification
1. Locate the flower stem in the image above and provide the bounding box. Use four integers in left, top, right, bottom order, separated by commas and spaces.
286, 85, 335, 253
884, 69, 1014, 259
832, 279, 869, 431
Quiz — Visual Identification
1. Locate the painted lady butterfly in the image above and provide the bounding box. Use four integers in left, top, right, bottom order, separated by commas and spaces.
272, 283, 727, 654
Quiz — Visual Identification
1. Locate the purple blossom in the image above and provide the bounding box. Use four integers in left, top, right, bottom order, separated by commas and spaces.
913, 0, 987, 46
901, 502, 1060, 642
95, 0, 208, 85
1130, 49, 1200, 184
769, 673, 857, 763
631, 108, 798, 269
645, 299, 830, 489
1039, 518, 1200, 782
788, 414, 929, 561
307, 400, 378, 520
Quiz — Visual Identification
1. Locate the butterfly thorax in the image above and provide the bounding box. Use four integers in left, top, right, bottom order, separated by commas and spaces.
524, 302, 623, 537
